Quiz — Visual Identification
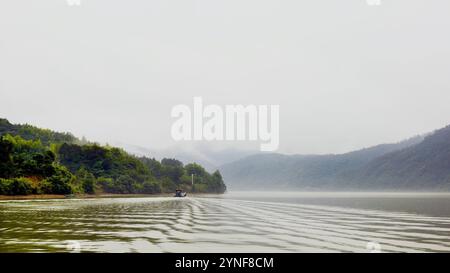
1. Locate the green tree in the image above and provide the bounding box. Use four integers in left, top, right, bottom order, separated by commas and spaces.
75, 167, 96, 194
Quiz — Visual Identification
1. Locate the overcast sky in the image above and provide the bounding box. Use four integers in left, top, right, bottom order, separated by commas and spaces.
1, 0, 450, 155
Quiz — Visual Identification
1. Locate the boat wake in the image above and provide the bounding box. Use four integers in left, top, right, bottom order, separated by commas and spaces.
1, 197, 450, 252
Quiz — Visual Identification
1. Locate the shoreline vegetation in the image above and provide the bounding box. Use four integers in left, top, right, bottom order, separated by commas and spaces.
0, 192, 218, 201
0, 118, 226, 196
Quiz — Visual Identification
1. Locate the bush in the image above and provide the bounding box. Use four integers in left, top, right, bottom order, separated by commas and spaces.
96, 177, 114, 193
0, 177, 34, 195
74, 167, 96, 194
41, 166, 74, 194
139, 180, 161, 194
160, 177, 177, 192
0, 179, 6, 195
192, 183, 207, 193
115, 175, 137, 194
82, 176, 96, 194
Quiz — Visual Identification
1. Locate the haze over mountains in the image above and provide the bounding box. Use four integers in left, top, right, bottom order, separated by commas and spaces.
220, 124, 450, 191
4, 116, 450, 192
114, 142, 258, 172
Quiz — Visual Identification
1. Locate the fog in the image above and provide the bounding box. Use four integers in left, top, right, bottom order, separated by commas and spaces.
1, 0, 450, 155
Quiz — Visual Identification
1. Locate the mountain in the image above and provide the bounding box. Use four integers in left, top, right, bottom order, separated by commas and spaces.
349, 125, 450, 190
115, 142, 257, 172
0, 118, 226, 195
220, 133, 430, 190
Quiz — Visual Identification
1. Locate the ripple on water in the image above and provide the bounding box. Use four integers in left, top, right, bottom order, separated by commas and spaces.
1, 196, 450, 252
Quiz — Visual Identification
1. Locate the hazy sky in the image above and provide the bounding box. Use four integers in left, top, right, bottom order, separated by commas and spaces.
1, 0, 450, 154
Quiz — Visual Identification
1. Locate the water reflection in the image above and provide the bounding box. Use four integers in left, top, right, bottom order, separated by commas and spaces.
1, 193, 450, 252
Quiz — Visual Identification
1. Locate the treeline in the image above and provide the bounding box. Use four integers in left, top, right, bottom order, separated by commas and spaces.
0, 118, 226, 195
0, 135, 74, 195
0, 118, 77, 145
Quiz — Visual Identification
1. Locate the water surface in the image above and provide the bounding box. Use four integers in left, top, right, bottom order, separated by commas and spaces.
1, 192, 450, 252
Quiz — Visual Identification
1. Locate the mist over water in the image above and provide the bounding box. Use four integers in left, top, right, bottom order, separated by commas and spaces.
1, 192, 450, 253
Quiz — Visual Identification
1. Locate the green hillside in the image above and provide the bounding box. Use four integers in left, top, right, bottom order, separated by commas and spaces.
0, 118, 226, 195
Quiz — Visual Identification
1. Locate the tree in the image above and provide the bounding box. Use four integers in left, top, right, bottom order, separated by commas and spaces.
161, 158, 183, 168
140, 180, 161, 194
42, 166, 74, 194
75, 167, 96, 194
185, 163, 206, 177
161, 158, 184, 184
1, 118, 228, 195
0, 136, 14, 178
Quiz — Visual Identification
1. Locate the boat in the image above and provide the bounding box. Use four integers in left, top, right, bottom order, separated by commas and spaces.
174, 189, 187, 197
173, 174, 192, 197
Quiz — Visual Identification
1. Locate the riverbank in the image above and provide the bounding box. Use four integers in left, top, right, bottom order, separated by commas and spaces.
0, 194, 67, 200
0, 193, 172, 201
0, 192, 220, 201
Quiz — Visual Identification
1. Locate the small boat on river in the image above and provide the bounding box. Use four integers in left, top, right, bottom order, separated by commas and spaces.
174, 189, 187, 197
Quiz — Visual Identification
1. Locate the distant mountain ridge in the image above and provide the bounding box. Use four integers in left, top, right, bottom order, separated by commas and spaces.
115, 142, 258, 172
348, 125, 450, 190
219, 128, 450, 190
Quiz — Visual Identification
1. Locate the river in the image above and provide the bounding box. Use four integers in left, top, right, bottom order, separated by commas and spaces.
1, 192, 450, 252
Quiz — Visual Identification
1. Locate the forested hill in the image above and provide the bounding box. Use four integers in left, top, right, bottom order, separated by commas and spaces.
219, 130, 443, 190
348, 125, 450, 190
0, 118, 77, 145
0, 118, 226, 196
